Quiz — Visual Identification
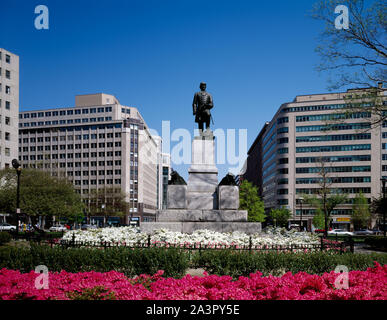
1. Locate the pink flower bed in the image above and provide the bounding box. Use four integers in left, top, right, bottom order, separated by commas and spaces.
0, 263, 386, 300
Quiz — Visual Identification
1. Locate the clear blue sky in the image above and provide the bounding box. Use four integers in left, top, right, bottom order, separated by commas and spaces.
1, 0, 338, 179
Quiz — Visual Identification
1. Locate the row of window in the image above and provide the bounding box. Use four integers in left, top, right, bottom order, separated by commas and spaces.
262, 150, 277, 169
296, 187, 371, 194
295, 209, 353, 216
20, 123, 123, 134
277, 117, 288, 124
20, 117, 114, 127
20, 141, 122, 151
277, 137, 288, 144
262, 123, 277, 145
296, 165, 371, 174
277, 147, 288, 154
263, 141, 277, 158
277, 127, 288, 134
296, 155, 371, 163
295, 133, 371, 143
74, 179, 122, 185
282, 104, 346, 113
296, 112, 371, 122
295, 176, 371, 184
20, 132, 123, 143
296, 144, 371, 153
296, 122, 371, 132
21, 151, 122, 160
262, 161, 276, 177
20, 107, 113, 119
21, 160, 123, 167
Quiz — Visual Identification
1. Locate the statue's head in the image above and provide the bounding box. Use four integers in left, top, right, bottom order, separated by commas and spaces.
200, 82, 207, 91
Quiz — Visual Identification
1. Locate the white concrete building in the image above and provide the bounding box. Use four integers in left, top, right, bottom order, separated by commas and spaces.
18, 93, 162, 223
0, 48, 19, 169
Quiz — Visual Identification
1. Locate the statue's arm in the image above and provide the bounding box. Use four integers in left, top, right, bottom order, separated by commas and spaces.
208, 94, 214, 109
192, 93, 197, 115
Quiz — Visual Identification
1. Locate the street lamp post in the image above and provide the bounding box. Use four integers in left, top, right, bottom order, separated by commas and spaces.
299, 197, 304, 232
11, 159, 21, 236
381, 178, 387, 237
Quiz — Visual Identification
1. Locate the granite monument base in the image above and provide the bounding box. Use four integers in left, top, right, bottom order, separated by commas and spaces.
140, 221, 262, 235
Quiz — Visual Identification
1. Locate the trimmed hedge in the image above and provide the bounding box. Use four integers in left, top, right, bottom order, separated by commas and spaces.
0, 244, 189, 278
0, 232, 12, 246
1, 244, 386, 279
364, 236, 387, 251
192, 250, 387, 278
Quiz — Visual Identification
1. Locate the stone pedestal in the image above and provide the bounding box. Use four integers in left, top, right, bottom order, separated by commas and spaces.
140, 129, 262, 235
218, 186, 239, 210
167, 185, 187, 209
187, 131, 218, 210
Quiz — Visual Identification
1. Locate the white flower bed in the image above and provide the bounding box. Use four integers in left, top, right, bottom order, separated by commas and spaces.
61, 226, 320, 247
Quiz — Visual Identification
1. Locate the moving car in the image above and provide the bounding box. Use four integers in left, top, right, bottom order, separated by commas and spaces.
49, 225, 67, 232
353, 229, 374, 235
0, 223, 16, 232
327, 229, 354, 236
81, 224, 98, 230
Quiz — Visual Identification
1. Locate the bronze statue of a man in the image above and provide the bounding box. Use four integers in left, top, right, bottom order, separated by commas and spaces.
192, 82, 213, 131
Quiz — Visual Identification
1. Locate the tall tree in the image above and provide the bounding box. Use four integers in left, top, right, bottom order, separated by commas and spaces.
0, 168, 84, 226
352, 192, 371, 229
239, 180, 266, 222
88, 187, 127, 224
311, 0, 386, 126
312, 0, 386, 89
269, 207, 291, 227
301, 158, 348, 237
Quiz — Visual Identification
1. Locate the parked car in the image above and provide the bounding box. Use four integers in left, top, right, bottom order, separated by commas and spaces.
353, 229, 374, 235
327, 229, 354, 236
371, 228, 382, 235
0, 223, 16, 232
81, 224, 98, 230
49, 225, 67, 232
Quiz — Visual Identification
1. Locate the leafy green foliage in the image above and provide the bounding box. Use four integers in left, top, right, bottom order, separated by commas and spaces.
66, 286, 116, 300
239, 180, 265, 222
0, 232, 12, 246
0, 168, 84, 220
0, 244, 189, 278
352, 192, 371, 229
192, 250, 387, 278
269, 207, 291, 227
364, 236, 387, 251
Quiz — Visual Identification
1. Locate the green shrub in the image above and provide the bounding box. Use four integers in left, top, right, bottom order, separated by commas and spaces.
0, 244, 189, 278
364, 236, 387, 251
192, 250, 387, 277
0, 232, 12, 246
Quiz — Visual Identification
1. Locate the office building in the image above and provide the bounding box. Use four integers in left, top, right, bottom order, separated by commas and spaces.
19, 93, 161, 223
0, 48, 19, 169
244, 86, 387, 231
